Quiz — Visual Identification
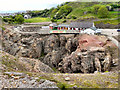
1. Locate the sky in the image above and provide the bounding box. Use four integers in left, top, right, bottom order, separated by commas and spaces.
0, 0, 75, 13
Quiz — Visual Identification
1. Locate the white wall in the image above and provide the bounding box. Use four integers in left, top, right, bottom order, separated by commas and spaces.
100, 29, 119, 36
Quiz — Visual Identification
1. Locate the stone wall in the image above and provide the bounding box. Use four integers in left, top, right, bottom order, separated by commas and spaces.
20, 26, 42, 32
96, 22, 120, 29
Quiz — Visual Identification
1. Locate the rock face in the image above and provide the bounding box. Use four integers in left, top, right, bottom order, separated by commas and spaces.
19, 57, 54, 73
1, 51, 54, 73
44, 35, 60, 54
43, 47, 67, 68
3, 40, 20, 56
2, 29, 118, 73
58, 47, 112, 73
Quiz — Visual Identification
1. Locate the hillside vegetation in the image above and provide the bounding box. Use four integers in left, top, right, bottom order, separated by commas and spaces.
24, 17, 51, 23
25, 2, 120, 23
2, 2, 120, 24
95, 18, 120, 25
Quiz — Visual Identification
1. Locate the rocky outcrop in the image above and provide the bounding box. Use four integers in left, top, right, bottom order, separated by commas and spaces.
58, 47, 112, 73
19, 57, 54, 73
2, 29, 118, 73
1, 51, 54, 73
44, 35, 60, 54
43, 47, 67, 68
2, 40, 20, 56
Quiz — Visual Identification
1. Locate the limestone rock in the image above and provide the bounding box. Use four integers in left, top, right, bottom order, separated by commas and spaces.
65, 77, 70, 81
59, 47, 112, 73
44, 35, 60, 54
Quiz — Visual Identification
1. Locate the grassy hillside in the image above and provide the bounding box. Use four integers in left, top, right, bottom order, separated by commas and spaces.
66, 2, 119, 19
24, 17, 51, 23
22, 2, 120, 23
66, 2, 97, 18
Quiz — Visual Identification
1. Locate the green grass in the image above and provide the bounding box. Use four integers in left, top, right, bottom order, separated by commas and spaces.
24, 17, 51, 23
67, 8, 84, 18
65, 2, 119, 21
109, 11, 120, 14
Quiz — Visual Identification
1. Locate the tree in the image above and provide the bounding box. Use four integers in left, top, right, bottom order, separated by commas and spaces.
51, 18, 57, 22
98, 6, 109, 18
55, 5, 72, 19
51, 9, 58, 18
71, 15, 77, 19
15, 15, 24, 24
92, 5, 101, 14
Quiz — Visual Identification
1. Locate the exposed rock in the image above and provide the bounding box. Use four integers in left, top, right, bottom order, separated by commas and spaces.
38, 80, 58, 88
43, 47, 67, 68
1, 51, 54, 73
19, 57, 54, 73
0, 72, 58, 88
2, 29, 118, 73
65, 77, 70, 81
59, 47, 112, 73
44, 35, 60, 54
60, 36, 67, 47
2, 40, 20, 56
65, 38, 73, 53
102, 53, 112, 71
65, 36, 78, 54
13, 76, 20, 80
4, 72, 25, 76
29, 38, 43, 58
18, 49, 30, 57
21, 37, 33, 45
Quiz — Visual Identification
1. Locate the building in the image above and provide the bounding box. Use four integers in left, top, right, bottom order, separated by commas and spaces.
69, 22, 93, 30
49, 23, 57, 30
83, 23, 98, 35
49, 22, 101, 34
84, 28, 95, 35
57, 24, 69, 30
24, 14, 31, 19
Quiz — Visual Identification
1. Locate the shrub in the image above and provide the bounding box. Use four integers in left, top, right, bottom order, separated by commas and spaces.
98, 6, 109, 18
62, 19, 67, 23
15, 15, 24, 24
51, 18, 57, 22
72, 15, 77, 19
92, 5, 101, 14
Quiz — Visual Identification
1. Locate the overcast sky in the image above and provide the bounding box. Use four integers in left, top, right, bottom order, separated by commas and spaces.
0, 0, 75, 13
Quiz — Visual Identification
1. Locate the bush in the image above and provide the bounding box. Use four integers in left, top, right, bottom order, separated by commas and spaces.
62, 19, 67, 23
92, 5, 101, 14
98, 6, 109, 18
51, 18, 57, 22
72, 15, 77, 19
15, 15, 24, 24
54, 5, 72, 19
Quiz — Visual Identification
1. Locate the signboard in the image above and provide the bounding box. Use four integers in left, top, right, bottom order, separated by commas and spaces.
50, 30, 66, 33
